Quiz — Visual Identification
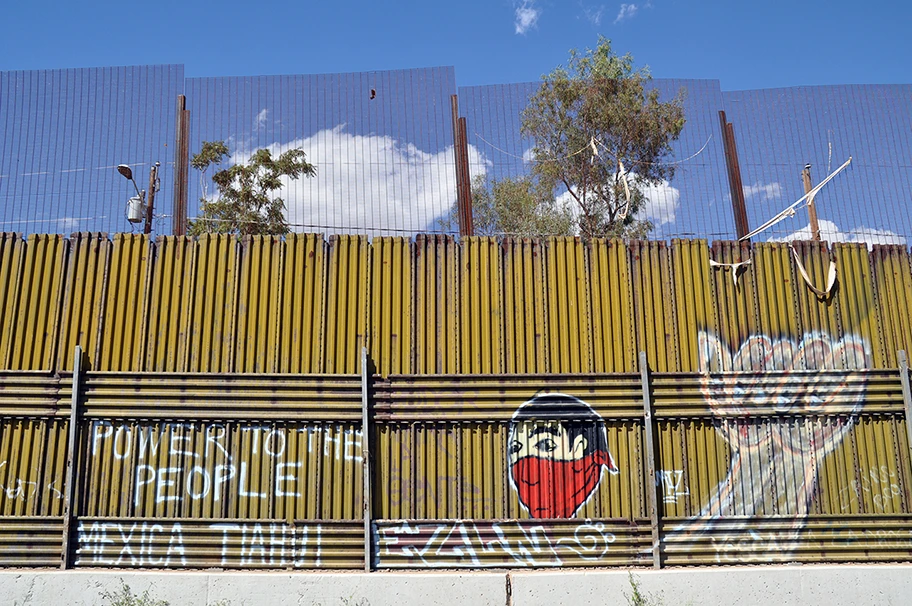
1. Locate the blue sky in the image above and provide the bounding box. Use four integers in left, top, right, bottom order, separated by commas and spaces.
1, 0, 909, 90
1, 1, 910, 242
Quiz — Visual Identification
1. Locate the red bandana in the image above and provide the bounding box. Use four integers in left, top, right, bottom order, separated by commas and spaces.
511, 451, 617, 518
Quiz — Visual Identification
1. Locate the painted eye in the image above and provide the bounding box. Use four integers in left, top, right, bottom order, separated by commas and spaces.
510, 441, 523, 454
534, 438, 557, 453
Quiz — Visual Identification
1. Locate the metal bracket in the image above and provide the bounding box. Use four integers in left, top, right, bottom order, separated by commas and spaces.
640, 351, 662, 569
899, 351, 912, 470
61, 345, 82, 569
361, 347, 373, 572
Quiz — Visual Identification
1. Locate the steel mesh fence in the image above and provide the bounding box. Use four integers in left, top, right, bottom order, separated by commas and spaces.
722, 84, 912, 246
2, 64, 910, 247
0, 65, 183, 235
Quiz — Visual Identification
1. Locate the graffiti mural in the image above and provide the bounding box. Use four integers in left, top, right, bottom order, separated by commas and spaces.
672, 331, 872, 562
76, 520, 328, 568
508, 394, 618, 519
1, 333, 907, 570
372, 393, 632, 568
4, 236, 912, 571
373, 519, 627, 568
81, 421, 363, 518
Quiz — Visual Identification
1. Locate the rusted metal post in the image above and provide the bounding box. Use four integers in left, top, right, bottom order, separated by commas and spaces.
450, 96, 474, 237
457, 117, 474, 236
639, 351, 661, 569
802, 164, 821, 241
172, 95, 183, 235
61, 345, 83, 569
173, 95, 190, 236
181, 109, 189, 234
899, 351, 912, 463
361, 347, 372, 572
451, 95, 467, 236
719, 111, 749, 240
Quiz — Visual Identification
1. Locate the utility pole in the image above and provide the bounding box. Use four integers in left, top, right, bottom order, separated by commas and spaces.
144, 162, 160, 235
802, 164, 821, 241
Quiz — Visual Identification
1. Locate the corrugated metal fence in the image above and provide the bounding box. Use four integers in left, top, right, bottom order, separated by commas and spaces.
0, 233, 911, 569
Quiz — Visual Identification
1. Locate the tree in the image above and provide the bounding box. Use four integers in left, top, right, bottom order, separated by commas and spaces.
437, 175, 575, 237
521, 37, 685, 239
473, 175, 575, 237
189, 141, 316, 236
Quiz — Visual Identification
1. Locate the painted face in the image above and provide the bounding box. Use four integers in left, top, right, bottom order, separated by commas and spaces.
509, 421, 587, 464
508, 396, 618, 519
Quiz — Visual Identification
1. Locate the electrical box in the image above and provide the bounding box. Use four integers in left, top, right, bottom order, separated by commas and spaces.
128, 195, 145, 223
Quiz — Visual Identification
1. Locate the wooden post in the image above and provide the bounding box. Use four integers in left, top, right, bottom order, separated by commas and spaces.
639, 351, 662, 569
144, 162, 160, 235
361, 347, 372, 571
802, 164, 821, 241
61, 346, 83, 569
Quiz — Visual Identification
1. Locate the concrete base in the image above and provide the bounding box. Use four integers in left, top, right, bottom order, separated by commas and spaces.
1, 565, 910, 606
511, 566, 912, 606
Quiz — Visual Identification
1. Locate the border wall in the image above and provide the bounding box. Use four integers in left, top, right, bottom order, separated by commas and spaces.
0, 233, 911, 570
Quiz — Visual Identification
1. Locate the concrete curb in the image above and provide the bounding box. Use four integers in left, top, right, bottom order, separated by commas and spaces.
1, 565, 910, 606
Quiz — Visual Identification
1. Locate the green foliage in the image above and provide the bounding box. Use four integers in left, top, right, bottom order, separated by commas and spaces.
474, 175, 575, 237
440, 175, 575, 237
522, 36, 685, 240
189, 140, 316, 236
624, 572, 665, 606
99, 582, 169, 606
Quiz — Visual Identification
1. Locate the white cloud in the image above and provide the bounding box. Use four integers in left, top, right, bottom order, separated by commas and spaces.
515, 1, 540, 34
583, 6, 604, 26
553, 176, 681, 227
640, 179, 680, 226
614, 3, 638, 23
771, 219, 907, 250
742, 181, 782, 202
229, 125, 486, 236
554, 189, 578, 207
0, 215, 109, 232
255, 109, 269, 130
58, 216, 105, 231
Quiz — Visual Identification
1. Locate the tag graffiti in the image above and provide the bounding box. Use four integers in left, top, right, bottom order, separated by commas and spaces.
374, 520, 617, 567
657, 470, 690, 505
89, 422, 362, 507
76, 521, 325, 568
0, 461, 62, 502
76, 521, 188, 567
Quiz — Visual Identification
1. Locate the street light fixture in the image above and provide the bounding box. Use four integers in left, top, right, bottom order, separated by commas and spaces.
117, 162, 160, 234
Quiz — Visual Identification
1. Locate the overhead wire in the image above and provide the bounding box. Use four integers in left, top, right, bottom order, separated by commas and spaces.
739, 157, 853, 241
472, 132, 593, 162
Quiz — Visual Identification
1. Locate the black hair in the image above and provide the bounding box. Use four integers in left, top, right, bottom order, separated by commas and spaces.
510, 393, 608, 457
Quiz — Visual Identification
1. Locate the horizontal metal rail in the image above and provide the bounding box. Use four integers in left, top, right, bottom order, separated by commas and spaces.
0, 365, 909, 570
